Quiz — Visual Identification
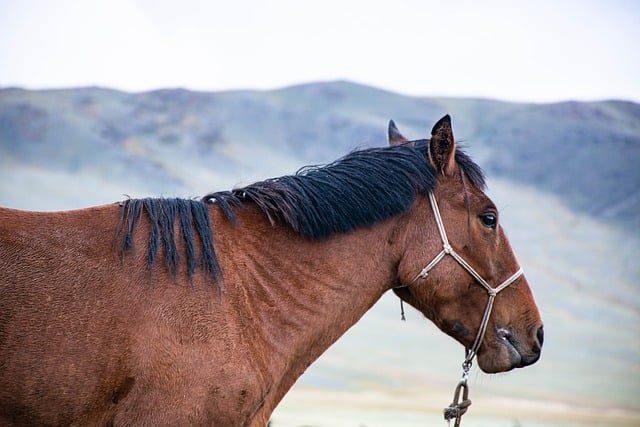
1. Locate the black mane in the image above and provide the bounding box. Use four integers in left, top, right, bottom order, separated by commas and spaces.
203, 140, 484, 239
117, 197, 222, 288
117, 140, 485, 287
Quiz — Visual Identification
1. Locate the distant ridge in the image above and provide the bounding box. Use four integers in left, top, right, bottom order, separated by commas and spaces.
0, 81, 638, 229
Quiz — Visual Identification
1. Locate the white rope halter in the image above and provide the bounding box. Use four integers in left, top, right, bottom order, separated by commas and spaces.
401, 191, 523, 366
396, 190, 524, 426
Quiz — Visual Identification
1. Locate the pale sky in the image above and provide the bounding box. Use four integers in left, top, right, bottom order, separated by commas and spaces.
1, 0, 639, 103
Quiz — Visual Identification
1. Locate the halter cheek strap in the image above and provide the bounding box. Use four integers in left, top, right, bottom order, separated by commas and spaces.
396, 190, 523, 426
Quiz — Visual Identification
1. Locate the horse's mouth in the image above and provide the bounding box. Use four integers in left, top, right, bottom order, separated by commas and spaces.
476, 326, 542, 373
497, 326, 541, 369
496, 327, 524, 368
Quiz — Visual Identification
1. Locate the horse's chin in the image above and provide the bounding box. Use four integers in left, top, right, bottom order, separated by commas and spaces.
476, 339, 522, 374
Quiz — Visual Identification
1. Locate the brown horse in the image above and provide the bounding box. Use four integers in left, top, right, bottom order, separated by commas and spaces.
0, 115, 543, 426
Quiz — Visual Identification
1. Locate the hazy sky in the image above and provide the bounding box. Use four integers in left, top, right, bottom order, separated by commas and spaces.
1, 0, 638, 103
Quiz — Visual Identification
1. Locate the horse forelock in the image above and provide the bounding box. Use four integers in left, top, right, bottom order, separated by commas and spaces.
454, 146, 486, 191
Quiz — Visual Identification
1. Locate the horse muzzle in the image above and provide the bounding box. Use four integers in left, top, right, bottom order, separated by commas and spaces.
479, 324, 544, 373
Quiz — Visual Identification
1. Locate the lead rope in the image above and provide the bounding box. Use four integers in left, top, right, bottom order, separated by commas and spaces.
397, 191, 523, 426
443, 363, 472, 427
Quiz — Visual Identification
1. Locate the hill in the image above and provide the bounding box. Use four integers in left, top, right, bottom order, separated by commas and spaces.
1, 82, 638, 229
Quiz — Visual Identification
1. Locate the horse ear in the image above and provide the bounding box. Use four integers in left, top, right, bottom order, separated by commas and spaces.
429, 114, 456, 176
388, 120, 412, 146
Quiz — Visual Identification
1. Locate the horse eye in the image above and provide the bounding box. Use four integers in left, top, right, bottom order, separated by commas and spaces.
480, 213, 497, 229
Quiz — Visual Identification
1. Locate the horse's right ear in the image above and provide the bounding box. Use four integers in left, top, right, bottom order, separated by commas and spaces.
429, 114, 457, 176
388, 120, 411, 146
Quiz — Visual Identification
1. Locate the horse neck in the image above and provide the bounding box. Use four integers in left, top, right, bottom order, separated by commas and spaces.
213, 205, 399, 406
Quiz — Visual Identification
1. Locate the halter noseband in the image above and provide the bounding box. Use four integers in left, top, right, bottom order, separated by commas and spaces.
396, 190, 523, 426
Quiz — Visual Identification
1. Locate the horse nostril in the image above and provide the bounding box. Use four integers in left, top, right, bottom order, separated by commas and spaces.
536, 325, 544, 348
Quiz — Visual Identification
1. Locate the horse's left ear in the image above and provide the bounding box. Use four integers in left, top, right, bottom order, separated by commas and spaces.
388, 120, 411, 146
429, 114, 457, 176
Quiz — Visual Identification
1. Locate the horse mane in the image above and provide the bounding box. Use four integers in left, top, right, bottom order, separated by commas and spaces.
116, 197, 222, 289
116, 140, 485, 287
203, 140, 484, 239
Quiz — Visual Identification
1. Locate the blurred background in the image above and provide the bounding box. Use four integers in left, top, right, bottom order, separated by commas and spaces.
1, 1, 639, 426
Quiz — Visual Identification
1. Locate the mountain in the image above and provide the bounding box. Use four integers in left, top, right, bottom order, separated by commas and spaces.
1, 81, 639, 426
1, 82, 638, 229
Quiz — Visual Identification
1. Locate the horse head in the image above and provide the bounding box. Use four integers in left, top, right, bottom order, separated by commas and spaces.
391, 116, 543, 374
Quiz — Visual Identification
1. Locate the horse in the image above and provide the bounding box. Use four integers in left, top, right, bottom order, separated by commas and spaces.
0, 115, 543, 426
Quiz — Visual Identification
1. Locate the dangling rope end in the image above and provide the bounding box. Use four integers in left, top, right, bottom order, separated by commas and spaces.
400, 299, 406, 321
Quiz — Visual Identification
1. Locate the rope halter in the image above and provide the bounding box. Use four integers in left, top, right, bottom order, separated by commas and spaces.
415, 191, 523, 364
396, 190, 524, 426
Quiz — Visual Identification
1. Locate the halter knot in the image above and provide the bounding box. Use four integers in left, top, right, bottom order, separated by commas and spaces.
443, 243, 453, 254
443, 379, 471, 427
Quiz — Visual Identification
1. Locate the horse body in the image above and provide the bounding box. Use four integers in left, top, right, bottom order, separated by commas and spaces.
0, 202, 401, 425
0, 116, 543, 425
